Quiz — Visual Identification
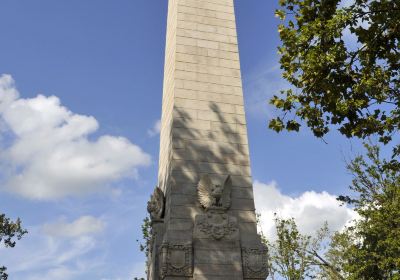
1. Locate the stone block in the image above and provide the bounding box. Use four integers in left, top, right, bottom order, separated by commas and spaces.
231, 210, 257, 224
231, 197, 256, 211
174, 88, 197, 100
231, 187, 254, 200
194, 264, 243, 277
194, 238, 241, 250
194, 249, 242, 265
219, 42, 238, 52
172, 107, 197, 120
194, 276, 243, 280
169, 193, 197, 206
168, 218, 194, 231
197, 110, 246, 124
238, 222, 259, 243
170, 205, 201, 219
173, 117, 211, 130
235, 105, 245, 115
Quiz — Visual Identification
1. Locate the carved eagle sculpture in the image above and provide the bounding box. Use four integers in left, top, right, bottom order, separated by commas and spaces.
147, 187, 165, 220
198, 175, 232, 211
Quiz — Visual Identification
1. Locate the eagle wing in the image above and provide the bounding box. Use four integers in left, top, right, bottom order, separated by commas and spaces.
221, 175, 232, 209
198, 174, 214, 209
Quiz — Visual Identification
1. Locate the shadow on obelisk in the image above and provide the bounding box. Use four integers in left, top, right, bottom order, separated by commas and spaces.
147, 100, 268, 279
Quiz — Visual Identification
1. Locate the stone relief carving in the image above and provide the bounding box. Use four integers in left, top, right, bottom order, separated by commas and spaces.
195, 212, 239, 240
147, 187, 165, 221
242, 246, 269, 279
159, 242, 193, 279
198, 174, 232, 211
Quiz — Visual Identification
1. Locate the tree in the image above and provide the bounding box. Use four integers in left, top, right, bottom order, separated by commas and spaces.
319, 231, 352, 279
335, 143, 400, 279
267, 217, 313, 279
269, 1, 400, 277
265, 216, 344, 280
270, 0, 400, 160
263, 145, 400, 280
137, 216, 152, 258
134, 216, 152, 280
0, 214, 27, 280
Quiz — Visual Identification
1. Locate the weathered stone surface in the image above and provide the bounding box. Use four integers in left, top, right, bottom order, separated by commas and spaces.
194, 249, 242, 265
147, 187, 165, 221
242, 247, 269, 279
148, 0, 269, 279
194, 212, 239, 241
159, 242, 193, 279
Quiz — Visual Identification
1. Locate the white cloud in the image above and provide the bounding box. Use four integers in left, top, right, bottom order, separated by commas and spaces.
2, 195, 148, 280
43, 216, 105, 238
29, 266, 77, 280
147, 119, 161, 137
254, 180, 357, 240
0, 74, 151, 200
4, 222, 103, 280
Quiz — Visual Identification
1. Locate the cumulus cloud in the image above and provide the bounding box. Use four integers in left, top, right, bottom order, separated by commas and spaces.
2, 195, 147, 280
43, 216, 105, 238
4, 220, 103, 280
0, 74, 151, 200
254, 180, 357, 240
147, 119, 161, 137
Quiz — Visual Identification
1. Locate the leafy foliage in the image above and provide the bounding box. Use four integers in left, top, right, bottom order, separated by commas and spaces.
134, 216, 152, 279
137, 216, 152, 258
262, 144, 400, 280
270, 1, 400, 277
265, 216, 344, 280
0, 214, 27, 280
320, 230, 352, 279
336, 143, 400, 279
270, 0, 400, 159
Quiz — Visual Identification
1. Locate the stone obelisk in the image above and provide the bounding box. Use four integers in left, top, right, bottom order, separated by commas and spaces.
146, 0, 268, 279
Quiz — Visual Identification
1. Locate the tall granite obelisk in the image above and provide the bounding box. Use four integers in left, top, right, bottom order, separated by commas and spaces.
146, 1, 269, 279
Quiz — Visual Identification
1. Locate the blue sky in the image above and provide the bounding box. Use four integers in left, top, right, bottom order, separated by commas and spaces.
0, 1, 363, 279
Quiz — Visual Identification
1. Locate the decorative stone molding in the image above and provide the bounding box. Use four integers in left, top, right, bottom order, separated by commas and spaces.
242, 246, 269, 279
159, 242, 193, 279
195, 212, 239, 241
198, 175, 232, 211
147, 187, 165, 221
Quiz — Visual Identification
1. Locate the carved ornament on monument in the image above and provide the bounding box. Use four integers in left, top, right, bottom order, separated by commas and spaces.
195, 175, 239, 240
195, 212, 239, 240
242, 246, 269, 279
198, 175, 232, 211
147, 187, 165, 221
159, 242, 193, 279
